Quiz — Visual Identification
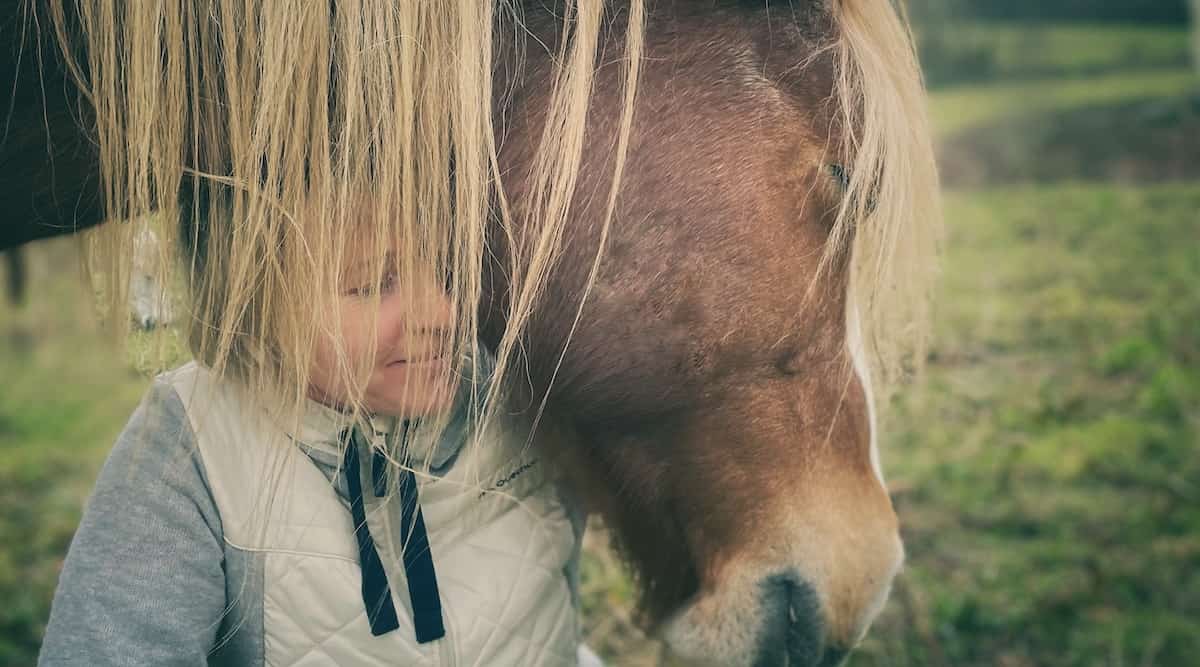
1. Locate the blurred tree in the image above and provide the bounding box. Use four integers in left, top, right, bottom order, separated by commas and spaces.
908, 0, 1189, 24
1191, 0, 1200, 73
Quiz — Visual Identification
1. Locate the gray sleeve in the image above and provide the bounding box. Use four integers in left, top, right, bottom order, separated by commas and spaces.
39, 379, 226, 667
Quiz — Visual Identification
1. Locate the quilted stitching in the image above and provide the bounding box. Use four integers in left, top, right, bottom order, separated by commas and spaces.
255, 485, 578, 666
256, 496, 578, 666
264, 553, 429, 666
180, 362, 582, 667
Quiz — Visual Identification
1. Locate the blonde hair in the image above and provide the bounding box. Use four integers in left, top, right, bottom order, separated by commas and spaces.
48, 0, 646, 464
48, 0, 935, 450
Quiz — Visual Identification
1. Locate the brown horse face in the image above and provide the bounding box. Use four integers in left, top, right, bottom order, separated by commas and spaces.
487, 7, 902, 666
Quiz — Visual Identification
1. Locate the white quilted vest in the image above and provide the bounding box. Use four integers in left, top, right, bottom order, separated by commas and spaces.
165, 362, 580, 666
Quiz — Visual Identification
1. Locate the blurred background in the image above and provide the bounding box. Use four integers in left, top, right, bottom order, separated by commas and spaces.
2, 1, 1197, 665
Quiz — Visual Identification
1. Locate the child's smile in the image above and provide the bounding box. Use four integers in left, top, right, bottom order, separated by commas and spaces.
308, 248, 457, 417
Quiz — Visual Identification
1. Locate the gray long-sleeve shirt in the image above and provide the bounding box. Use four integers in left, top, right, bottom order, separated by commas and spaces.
38, 376, 591, 666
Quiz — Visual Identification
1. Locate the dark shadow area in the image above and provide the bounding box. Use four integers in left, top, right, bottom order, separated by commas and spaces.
923, 50, 1191, 89
961, 0, 1189, 24
909, 0, 1190, 26
940, 92, 1200, 188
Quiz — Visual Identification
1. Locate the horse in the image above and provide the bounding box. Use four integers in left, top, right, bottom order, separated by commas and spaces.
1, 0, 103, 305
2, 1, 939, 665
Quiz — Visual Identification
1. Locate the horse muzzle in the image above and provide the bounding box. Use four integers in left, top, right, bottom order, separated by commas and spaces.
659, 517, 902, 667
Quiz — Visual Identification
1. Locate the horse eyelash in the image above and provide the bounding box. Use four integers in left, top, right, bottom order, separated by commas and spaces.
828, 163, 850, 192
829, 163, 881, 216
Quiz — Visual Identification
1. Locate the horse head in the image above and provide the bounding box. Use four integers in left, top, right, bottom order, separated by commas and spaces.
485, 3, 935, 665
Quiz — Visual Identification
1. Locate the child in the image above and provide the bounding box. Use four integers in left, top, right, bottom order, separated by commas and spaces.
38, 198, 600, 666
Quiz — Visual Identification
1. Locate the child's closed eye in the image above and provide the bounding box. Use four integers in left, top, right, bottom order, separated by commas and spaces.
345, 268, 399, 298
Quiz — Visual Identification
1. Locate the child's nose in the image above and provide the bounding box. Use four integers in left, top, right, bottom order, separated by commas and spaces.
405, 273, 455, 333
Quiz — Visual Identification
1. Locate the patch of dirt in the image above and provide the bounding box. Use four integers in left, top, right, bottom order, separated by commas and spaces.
939, 92, 1200, 188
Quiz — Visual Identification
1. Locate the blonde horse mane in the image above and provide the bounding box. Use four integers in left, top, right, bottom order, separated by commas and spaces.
832, 0, 941, 398
45, 0, 936, 458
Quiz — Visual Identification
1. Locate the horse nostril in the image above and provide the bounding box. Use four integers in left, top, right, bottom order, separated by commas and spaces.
783, 577, 825, 667
754, 575, 851, 667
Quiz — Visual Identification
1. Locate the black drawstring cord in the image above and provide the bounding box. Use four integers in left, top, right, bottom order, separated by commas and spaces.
343, 426, 446, 643
343, 428, 401, 636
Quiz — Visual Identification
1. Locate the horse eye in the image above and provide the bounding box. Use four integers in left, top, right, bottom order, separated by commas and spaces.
828, 164, 850, 193
829, 163, 879, 215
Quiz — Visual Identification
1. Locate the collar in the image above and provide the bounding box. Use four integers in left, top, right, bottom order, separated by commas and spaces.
289, 352, 494, 471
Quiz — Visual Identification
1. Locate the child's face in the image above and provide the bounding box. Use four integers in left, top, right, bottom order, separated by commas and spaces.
307, 247, 456, 417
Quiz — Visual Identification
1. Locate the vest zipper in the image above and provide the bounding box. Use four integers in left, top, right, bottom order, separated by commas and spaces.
438, 610, 457, 667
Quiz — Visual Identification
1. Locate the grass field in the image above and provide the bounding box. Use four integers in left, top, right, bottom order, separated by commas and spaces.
918, 23, 1191, 88
928, 69, 1197, 136
1, 20, 1197, 667
930, 24, 1191, 77
853, 22, 1199, 667
850, 184, 1200, 666
0, 243, 149, 665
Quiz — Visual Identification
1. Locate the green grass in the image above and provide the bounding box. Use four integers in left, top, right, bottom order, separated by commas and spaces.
0, 240, 152, 664
930, 69, 1197, 136
848, 22, 1200, 663
919, 23, 1192, 87
946, 24, 1191, 76
922, 20, 1196, 136
848, 184, 1200, 667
